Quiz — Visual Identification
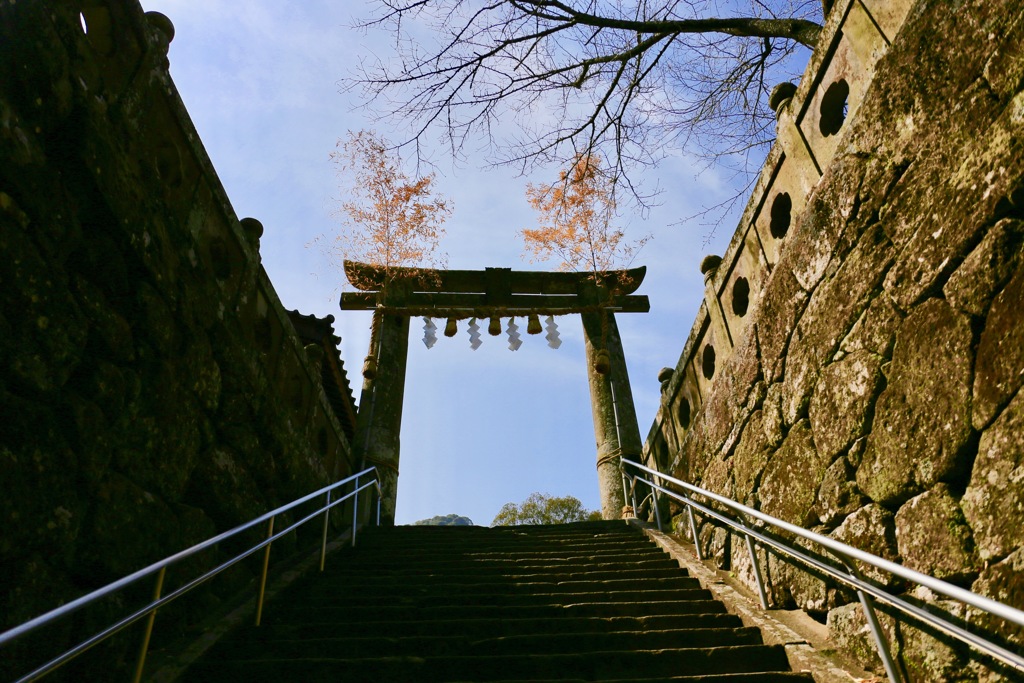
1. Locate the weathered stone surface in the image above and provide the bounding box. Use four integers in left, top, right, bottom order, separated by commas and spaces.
962, 390, 1024, 562
756, 268, 808, 385
827, 601, 900, 675
0, 441, 84, 569
694, 327, 764, 459
0, 555, 79, 644
837, 291, 902, 360
761, 382, 785, 447
758, 421, 825, 526
673, 409, 709, 483
969, 548, 1024, 649
899, 591, 972, 683
782, 224, 894, 425
0, 3, 356, 654
700, 451, 734, 497
830, 504, 898, 586
815, 455, 869, 529
185, 448, 268, 529
788, 152, 870, 293
710, 526, 731, 569
895, 485, 980, 580
857, 299, 973, 505
80, 472, 184, 580
74, 276, 136, 364
808, 351, 885, 463
768, 531, 847, 614
874, 3, 1021, 311
972, 262, 1024, 430
731, 410, 771, 498
945, 219, 1023, 318
649, 0, 1024, 676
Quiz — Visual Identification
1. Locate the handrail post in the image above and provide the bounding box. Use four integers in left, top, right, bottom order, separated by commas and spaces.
352, 482, 360, 547
845, 560, 902, 683
687, 505, 703, 561
319, 489, 332, 572
131, 566, 166, 683
651, 471, 663, 529
745, 534, 770, 609
254, 515, 275, 626
621, 470, 630, 516
376, 491, 381, 526
652, 490, 663, 531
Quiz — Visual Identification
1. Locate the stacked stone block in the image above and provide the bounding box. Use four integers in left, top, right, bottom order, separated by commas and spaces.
0, 2, 357, 676
645, 1, 1024, 680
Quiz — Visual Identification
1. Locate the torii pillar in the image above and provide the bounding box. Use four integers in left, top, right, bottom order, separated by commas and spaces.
353, 310, 409, 526
582, 310, 643, 519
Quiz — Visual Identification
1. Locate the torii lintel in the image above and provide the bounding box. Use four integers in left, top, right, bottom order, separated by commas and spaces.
340, 261, 650, 315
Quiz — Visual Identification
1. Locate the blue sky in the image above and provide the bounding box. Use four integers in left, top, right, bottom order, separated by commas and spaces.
144, 0, 748, 525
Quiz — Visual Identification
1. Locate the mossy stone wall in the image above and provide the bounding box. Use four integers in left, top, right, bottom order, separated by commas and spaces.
0, 2, 355, 676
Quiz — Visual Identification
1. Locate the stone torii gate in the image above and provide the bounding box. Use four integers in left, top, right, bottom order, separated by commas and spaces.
340, 260, 649, 525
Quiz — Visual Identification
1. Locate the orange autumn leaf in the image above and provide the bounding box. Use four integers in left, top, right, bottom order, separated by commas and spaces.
521, 155, 649, 282
320, 130, 450, 293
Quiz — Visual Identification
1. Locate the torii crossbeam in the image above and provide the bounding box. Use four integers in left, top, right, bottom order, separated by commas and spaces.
341, 261, 650, 315
341, 261, 649, 524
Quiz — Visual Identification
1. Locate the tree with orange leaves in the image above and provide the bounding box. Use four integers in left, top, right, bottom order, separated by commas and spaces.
522, 154, 649, 279
523, 154, 650, 373
324, 130, 451, 294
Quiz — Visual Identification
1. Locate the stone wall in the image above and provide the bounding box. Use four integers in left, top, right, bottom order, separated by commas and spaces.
644, 0, 1024, 680
0, 1, 358, 675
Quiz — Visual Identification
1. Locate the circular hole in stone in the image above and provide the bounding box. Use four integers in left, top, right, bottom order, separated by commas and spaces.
702, 344, 716, 380
769, 192, 792, 239
254, 317, 272, 352
678, 396, 691, 430
209, 238, 232, 280
732, 277, 750, 317
155, 140, 183, 189
819, 78, 850, 137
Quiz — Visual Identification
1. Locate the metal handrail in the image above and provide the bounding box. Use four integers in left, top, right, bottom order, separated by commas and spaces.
621, 458, 1024, 683
0, 467, 381, 682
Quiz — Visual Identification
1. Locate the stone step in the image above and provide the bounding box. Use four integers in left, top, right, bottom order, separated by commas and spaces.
331, 556, 681, 574
486, 675, 816, 683
354, 533, 656, 548
322, 565, 689, 584
299, 587, 713, 609
183, 522, 807, 681
301, 575, 703, 596
204, 627, 766, 660
343, 545, 666, 560
339, 544, 672, 559
185, 644, 794, 682
250, 612, 747, 641
261, 599, 730, 625
381, 521, 634, 533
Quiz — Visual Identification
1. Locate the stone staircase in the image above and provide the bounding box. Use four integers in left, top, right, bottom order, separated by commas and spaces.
184, 521, 813, 682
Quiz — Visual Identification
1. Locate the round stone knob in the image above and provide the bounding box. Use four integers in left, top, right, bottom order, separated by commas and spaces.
240, 217, 264, 247
699, 254, 722, 275
145, 11, 175, 46
769, 82, 798, 117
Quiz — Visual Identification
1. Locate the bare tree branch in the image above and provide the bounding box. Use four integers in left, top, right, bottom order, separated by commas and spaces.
347, 0, 823, 218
